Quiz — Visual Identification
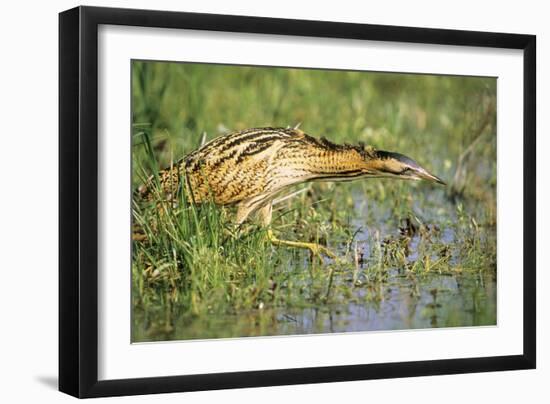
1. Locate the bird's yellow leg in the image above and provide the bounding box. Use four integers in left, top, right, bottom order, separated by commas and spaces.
258, 203, 336, 259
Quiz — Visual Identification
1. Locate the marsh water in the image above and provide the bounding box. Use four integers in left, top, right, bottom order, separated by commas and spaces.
133, 185, 497, 342
135, 270, 496, 341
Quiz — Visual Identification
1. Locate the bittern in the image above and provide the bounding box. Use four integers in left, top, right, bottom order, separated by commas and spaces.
137, 127, 445, 257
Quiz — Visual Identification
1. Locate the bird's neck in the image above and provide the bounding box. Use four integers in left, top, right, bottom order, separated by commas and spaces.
301, 147, 367, 180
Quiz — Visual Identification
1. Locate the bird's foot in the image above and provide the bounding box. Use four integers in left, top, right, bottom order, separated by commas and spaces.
267, 229, 336, 260
306, 243, 337, 259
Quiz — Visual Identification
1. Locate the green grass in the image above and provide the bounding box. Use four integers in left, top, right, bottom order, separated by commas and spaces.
131, 60, 497, 341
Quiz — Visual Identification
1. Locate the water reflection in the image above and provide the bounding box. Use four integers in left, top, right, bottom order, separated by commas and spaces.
134, 269, 496, 342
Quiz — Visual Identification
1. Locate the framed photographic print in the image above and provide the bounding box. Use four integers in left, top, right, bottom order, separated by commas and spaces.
59, 6, 536, 398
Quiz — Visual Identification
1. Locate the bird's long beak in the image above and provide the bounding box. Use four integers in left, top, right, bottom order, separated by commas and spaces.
413, 166, 446, 185
374, 150, 446, 185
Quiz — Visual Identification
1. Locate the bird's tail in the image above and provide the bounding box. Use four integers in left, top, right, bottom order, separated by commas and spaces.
133, 174, 155, 202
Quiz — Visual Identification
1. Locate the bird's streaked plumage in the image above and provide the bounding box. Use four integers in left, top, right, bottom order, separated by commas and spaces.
136, 127, 444, 256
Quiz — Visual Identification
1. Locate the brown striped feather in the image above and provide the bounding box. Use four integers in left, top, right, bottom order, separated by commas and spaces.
137, 127, 379, 220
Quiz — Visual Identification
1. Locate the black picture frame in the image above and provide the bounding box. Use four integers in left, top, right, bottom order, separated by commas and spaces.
59, 5, 536, 398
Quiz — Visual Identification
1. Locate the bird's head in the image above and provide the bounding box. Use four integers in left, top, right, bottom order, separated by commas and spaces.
361, 147, 446, 185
